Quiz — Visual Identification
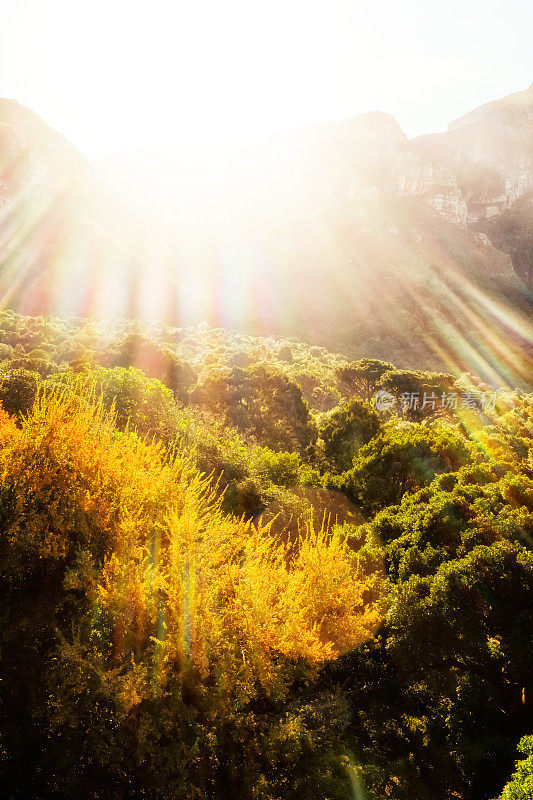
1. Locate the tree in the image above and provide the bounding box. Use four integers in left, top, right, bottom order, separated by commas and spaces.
192, 365, 317, 454
114, 332, 196, 401
336, 358, 394, 402
493, 736, 533, 800
377, 369, 456, 421
0, 368, 40, 418
335, 455, 533, 800
338, 424, 471, 513
319, 398, 381, 472
55, 366, 181, 445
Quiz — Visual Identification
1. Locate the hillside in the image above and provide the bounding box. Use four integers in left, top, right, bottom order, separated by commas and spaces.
1, 0, 532, 794
0, 306, 531, 800
0, 88, 531, 386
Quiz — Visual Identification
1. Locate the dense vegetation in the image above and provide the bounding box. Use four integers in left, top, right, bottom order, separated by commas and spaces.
0, 310, 531, 800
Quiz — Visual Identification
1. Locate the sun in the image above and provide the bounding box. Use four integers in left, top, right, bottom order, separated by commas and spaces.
4, 0, 385, 182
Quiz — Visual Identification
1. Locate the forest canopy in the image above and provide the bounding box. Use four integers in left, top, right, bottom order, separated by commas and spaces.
0, 310, 531, 800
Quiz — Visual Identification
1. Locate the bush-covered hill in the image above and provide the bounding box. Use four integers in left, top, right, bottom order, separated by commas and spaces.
0, 309, 531, 799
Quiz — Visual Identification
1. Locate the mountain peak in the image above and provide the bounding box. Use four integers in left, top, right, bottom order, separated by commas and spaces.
448, 82, 533, 131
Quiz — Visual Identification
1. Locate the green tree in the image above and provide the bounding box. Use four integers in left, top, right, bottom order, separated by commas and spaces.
192, 365, 317, 454
319, 398, 381, 472
377, 369, 456, 420
338, 424, 471, 513
336, 358, 394, 402
115, 332, 196, 401
55, 366, 181, 445
493, 736, 533, 800
0, 368, 40, 418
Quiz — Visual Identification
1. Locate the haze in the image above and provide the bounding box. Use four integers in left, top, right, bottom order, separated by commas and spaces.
0, 0, 531, 178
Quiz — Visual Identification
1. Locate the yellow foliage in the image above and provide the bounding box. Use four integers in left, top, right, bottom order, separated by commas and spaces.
0, 388, 382, 708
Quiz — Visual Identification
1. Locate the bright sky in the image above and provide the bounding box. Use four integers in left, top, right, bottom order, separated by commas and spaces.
0, 0, 531, 173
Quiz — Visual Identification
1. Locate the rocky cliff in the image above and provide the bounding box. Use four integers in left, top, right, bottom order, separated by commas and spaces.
411, 83, 533, 221
302, 83, 532, 284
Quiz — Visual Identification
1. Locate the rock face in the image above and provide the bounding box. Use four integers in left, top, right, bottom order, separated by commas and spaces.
302, 83, 532, 282
388, 151, 467, 224
412, 83, 533, 221
2, 86, 529, 263
322, 83, 533, 224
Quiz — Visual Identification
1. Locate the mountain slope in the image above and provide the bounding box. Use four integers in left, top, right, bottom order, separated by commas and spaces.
0, 88, 531, 387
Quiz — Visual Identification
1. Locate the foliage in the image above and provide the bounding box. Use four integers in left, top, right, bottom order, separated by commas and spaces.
0, 309, 531, 800
338, 448, 533, 800
336, 358, 394, 402
0, 367, 40, 418
377, 368, 457, 421
0, 390, 381, 799
318, 398, 381, 472
493, 736, 533, 800
112, 331, 196, 401
191, 364, 317, 454
337, 423, 472, 513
